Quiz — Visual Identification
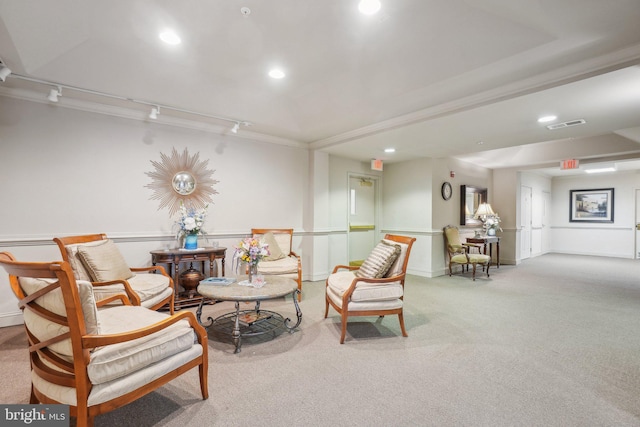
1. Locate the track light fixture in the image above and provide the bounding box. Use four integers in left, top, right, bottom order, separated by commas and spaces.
7, 73, 250, 130
0, 59, 11, 82
47, 86, 62, 102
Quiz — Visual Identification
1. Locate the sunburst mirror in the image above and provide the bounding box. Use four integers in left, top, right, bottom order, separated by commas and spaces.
145, 147, 219, 216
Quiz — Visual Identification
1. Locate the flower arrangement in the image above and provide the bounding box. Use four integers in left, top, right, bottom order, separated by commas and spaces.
175, 202, 208, 238
234, 237, 270, 267
484, 214, 502, 235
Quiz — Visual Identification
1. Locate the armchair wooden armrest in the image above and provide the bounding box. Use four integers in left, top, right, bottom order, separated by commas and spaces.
82, 311, 206, 349
331, 264, 360, 273
90, 279, 141, 306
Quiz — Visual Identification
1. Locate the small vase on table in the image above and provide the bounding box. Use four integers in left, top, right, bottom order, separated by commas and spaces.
184, 234, 198, 250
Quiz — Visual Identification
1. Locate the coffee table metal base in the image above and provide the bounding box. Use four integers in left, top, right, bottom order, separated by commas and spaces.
197, 289, 301, 353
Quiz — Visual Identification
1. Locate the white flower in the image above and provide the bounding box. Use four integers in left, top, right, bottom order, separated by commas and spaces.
183, 217, 197, 230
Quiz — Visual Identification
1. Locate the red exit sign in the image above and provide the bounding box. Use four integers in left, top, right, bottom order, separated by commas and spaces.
561, 159, 579, 170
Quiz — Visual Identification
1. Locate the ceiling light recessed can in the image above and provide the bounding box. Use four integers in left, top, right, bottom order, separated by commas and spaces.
159, 30, 181, 45
538, 115, 557, 123
268, 69, 286, 79
358, 0, 382, 15
384, 148, 395, 153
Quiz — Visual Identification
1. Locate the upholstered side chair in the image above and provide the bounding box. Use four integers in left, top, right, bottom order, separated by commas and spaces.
54, 234, 175, 313
0, 252, 208, 427
251, 228, 302, 301
324, 234, 416, 344
443, 225, 491, 280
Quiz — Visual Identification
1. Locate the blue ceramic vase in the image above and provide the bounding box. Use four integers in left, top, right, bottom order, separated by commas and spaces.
184, 234, 198, 250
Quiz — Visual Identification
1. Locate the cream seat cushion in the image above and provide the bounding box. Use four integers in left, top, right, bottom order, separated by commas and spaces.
327, 271, 403, 302
87, 306, 195, 384
451, 253, 491, 264
257, 256, 298, 274
89, 273, 171, 303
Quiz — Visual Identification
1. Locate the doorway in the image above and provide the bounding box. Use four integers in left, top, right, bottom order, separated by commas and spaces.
521, 185, 532, 259
348, 175, 379, 266
635, 189, 640, 259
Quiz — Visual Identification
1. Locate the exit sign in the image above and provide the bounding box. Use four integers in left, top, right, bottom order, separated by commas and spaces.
371, 159, 383, 171
561, 159, 579, 170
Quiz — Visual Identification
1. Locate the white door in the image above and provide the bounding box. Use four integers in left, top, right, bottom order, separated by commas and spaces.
521, 185, 532, 259
542, 191, 551, 254
635, 189, 640, 258
348, 176, 377, 265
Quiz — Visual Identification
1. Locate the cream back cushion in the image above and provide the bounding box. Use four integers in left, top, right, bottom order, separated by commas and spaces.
77, 239, 133, 282
262, 232, 286, 261
19, 277, 101, 357
383, 239, 409, 278
65, 239, 109, 281
356, 240, 401, 279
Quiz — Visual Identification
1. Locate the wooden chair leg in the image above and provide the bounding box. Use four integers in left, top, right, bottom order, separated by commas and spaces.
472, 263, 477, 281
340, 312, 348, 344
199, 359, 209, 399
324, 295, 330, 318
398, 312, 408, 337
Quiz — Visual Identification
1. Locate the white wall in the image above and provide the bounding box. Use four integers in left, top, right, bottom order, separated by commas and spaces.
0, 97, 311, 325
551, 171, 638, 258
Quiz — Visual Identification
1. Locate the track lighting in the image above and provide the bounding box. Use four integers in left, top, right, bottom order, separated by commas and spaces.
47, 86, 61, 102
0, 60, 11, 82
8, 73, 250, 130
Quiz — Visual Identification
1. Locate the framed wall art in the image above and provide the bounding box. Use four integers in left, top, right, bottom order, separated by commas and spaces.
569, 188, 614, 223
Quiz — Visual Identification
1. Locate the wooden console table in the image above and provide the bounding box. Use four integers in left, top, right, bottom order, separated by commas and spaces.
466, 236, 500, 268
151, 247, 227, 310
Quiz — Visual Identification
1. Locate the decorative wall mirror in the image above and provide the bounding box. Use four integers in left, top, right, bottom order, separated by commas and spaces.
145, 147, 218, 216
460, 185, 487, 226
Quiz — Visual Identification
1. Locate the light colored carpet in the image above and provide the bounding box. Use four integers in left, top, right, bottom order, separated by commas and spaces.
1, 253, 639, 426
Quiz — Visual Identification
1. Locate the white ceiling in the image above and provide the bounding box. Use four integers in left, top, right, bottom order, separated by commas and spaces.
1, 0, 640, 172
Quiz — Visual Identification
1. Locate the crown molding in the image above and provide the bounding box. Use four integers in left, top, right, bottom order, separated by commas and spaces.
310, 43, 640, 150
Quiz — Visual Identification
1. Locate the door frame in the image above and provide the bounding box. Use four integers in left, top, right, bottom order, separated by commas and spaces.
347, 173, 381, 263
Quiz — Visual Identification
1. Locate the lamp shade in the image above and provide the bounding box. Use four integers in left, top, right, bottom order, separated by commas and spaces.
474, 203, 495, 218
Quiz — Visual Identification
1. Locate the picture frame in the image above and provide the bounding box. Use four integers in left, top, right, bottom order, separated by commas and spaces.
569, 188, 614, 223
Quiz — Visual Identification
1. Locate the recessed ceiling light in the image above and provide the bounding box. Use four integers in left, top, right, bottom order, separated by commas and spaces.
358, 0, 381, 15
268, 69, 286, 79
159, 30, 181, 45
538, 115, 557, 123
584, 167, 616, 174
384, 148, 395, 153
477, 141, 484, 145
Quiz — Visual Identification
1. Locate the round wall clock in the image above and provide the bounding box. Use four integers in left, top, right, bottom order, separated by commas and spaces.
441, 181, 453, 200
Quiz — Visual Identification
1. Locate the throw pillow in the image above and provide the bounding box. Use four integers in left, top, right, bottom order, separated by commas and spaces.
356, 240, 401, 279
262, 232, 286, 261
77, 239, 134, 282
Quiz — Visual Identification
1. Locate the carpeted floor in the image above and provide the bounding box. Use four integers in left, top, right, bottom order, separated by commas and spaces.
1, 253, 639, 426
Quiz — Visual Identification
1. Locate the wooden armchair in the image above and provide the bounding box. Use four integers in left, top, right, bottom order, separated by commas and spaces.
251, 228, 302, 301
324, 234, 416, 344
443, 225, 491, 280
0, 252, 208, 427
54, 233, 175, 313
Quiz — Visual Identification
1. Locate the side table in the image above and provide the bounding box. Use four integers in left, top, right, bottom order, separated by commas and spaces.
150, 247, 227, 311
466, 236, 500, 268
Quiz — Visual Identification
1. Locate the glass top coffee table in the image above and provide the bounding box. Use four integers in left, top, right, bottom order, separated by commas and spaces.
196, 275, 302, 353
